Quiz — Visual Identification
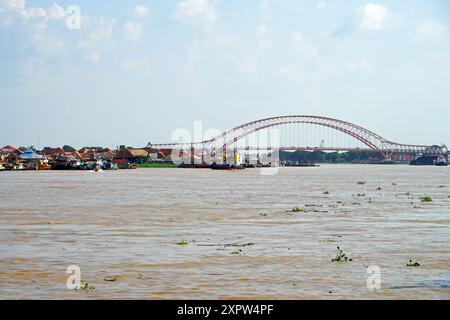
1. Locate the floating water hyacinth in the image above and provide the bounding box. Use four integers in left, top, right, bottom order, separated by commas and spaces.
406, 260, 421, 267
79, 280, 95, 290
331, 246, 353, 262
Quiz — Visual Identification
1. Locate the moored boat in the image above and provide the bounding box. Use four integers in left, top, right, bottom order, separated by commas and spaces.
410, 153, 448, 166
211, 163, 245, 171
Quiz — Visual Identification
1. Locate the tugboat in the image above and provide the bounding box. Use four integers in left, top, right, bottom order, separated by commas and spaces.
52, 155, 71, 170
410, 153, 436, 165
211, 163, 245, 170
211, 152, 245, 171
410, 153, 448, 166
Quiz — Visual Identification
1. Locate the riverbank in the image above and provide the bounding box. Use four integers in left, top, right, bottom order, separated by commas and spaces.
137, 163, 179, 168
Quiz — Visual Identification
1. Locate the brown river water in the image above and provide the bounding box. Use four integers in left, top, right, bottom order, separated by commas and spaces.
0, 165, 449, 300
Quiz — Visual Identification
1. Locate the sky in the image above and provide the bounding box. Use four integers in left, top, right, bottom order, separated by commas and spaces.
0, 0, 449, 149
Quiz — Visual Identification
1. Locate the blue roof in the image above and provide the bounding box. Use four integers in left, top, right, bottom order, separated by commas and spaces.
19, 149, 42, 160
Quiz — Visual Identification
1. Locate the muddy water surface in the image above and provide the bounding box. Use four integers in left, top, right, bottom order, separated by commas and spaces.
0, 165, 449, 299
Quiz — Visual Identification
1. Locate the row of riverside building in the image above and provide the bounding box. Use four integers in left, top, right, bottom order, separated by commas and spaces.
0, 145, 174, 171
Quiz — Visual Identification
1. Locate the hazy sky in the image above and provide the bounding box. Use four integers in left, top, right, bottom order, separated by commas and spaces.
1, 0, 449, 149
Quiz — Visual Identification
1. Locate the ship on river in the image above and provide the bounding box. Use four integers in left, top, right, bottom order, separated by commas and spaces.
410, 153, 448, 166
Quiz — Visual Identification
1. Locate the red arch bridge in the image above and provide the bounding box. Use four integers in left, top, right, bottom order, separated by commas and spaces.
148, 116, 447, 164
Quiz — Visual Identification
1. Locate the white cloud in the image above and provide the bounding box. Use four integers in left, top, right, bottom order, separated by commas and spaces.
84, 16, 116, 41
0, 1, 120, 66
47, 3, 65, 20
360, 3, 389, 30
74, 16, 117, 61
24, 7, 46, 18
415, 20, 448, 42
131, 5, 150, 20
172, 0, 217, 26
1, 0, 25, 11
0, 0, 48, 25
333, 3, 390, 36
124, 20, 143, 43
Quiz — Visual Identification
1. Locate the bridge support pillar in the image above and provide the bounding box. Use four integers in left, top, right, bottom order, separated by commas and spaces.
201, 145, 205, 165
233, 138, 239, 167
222, 145, 227, 165
256, 148, 260, 167
245, 146, 250, 167
268, 145, 272, 167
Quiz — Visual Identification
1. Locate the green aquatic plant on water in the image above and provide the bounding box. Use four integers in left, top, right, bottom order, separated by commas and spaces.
176, 240, 190, 246
420, 196, 432, 203
331, 246, 352, 262
79, 280, 95, 290
406, 260, 421, 267
323, 191, 330, 195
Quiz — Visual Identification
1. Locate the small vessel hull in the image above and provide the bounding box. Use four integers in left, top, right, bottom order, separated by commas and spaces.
435, 161, 448, 167
410, 154, 448, 166
211, 163, 245, 171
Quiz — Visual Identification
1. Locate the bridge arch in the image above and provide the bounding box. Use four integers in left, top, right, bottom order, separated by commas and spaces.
204, 115, 430, 159
150, 115, 443, 159
219, 118, 382, 155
